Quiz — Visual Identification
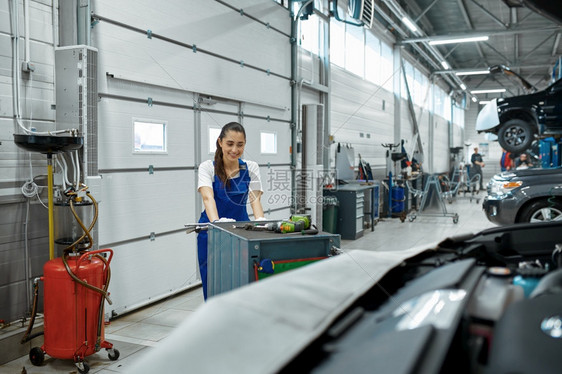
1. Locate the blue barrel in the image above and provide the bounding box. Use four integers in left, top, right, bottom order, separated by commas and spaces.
391, 186, 405, 213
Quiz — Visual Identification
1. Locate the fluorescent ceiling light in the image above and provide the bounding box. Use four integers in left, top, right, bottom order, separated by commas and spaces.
429, 35, 489, 46
460, 83, 467, 90
470, 88, 506, 94
401, 17, 419, 33
455, 70, 490, 76
471, 97, 478, 102
479, 101, 491, 105
441, 60, 450, 69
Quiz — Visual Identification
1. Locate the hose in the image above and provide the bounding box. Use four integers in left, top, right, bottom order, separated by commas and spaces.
93, 254, 111, 351
20, 278, 44, 344
68, 199, 93, 250
62, 191, 107, 350
63, 192, 99, 252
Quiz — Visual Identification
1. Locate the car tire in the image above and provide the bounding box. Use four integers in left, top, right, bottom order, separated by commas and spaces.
518, 199, 562, 223
498, 119, 535, 155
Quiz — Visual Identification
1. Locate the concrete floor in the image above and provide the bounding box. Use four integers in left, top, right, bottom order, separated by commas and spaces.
0, 195, 496, 373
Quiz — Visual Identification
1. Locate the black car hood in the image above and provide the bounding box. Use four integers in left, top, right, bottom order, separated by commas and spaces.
497, 78, 561, 108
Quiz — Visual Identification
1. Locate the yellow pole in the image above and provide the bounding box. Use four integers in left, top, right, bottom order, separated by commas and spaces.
47, 154, 55, 260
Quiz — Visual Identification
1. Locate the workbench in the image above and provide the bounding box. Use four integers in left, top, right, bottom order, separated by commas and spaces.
206, 222, 341, 298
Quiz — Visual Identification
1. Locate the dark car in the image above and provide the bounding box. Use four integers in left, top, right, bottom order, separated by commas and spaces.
483, 167, 562, 224
476, 77, 562, 154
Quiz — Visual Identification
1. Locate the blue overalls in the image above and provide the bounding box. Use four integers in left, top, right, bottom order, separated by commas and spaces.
197, 159, 250, 299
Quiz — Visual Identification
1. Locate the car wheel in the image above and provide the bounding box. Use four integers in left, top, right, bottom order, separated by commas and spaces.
497, 119, 535, 155
518, 200, 562, 223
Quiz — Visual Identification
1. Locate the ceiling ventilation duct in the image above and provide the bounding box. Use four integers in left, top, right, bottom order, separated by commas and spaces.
348, 0, 375, 28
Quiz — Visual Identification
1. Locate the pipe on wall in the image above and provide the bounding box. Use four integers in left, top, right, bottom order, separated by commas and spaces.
77, 0, 90, 45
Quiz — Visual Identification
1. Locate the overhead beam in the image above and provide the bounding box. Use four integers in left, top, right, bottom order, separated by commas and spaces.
442, 44, 461, 59
481, 42, 513, 64
400, 25, 562, 44
469, 0, 508, 28
552, 32, 561, 56
456, 0, 488, 64
520, 32, 557, 62
511, 8, 518, 66
414, 0, 441, 22
432, 63, 555, 75
379, 0, 466, 91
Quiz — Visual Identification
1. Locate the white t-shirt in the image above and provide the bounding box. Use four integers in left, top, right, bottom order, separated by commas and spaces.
197, 159, 263, 192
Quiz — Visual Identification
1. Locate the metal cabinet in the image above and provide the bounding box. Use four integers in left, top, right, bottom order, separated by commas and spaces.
324, 184, 377, 240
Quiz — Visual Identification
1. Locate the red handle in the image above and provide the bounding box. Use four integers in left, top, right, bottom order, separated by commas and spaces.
76, 248, 114, 269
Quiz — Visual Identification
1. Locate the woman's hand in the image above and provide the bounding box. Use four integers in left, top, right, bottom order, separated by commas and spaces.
214, 217, 235, 223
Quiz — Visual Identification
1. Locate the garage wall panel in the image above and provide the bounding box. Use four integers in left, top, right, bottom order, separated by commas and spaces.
0, 202, 49, 323
226, 0, 290, 34
98, 99, 195, 170
242, 117, 291, 165
243, 101, 291, 121
94, 24, 290, 110
98, 170, 196, 245
90, 0, 291, 317
92, 0, 289, 74
92, 2, 290, 109
107, 232, 199, 318
330, 66, 394, 172
0, 40, 55, 120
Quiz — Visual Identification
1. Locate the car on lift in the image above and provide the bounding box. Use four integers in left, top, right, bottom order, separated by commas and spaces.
483, 167, 562, 224
476, 71, 562, 155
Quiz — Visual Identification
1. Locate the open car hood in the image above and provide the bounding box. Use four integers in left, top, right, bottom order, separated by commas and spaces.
489, 64, 536, 93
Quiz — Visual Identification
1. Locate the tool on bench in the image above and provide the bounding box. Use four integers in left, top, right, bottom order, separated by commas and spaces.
232, 222, 276, 231
288, 215, 311, 230
234, 215, 318, 235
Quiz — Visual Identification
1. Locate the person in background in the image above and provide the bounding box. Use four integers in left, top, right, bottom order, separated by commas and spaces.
515, 152, 532, 170
470, 147, 485, 190
197, 122, 265, 300
500, 148, 513, 171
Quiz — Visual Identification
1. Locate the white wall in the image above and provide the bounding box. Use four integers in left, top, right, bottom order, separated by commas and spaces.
0, 0, 294, 323
90, 0, 292, 316
329, 65, 395, 179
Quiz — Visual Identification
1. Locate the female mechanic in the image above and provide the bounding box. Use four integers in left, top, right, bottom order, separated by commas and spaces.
197, 122, 265, 299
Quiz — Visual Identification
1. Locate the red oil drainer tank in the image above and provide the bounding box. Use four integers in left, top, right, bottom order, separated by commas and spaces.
29, 249, 119, 374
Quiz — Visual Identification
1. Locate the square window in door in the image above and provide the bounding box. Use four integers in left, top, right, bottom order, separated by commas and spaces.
133, 120, 167, 153
260, 131, 277, 154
